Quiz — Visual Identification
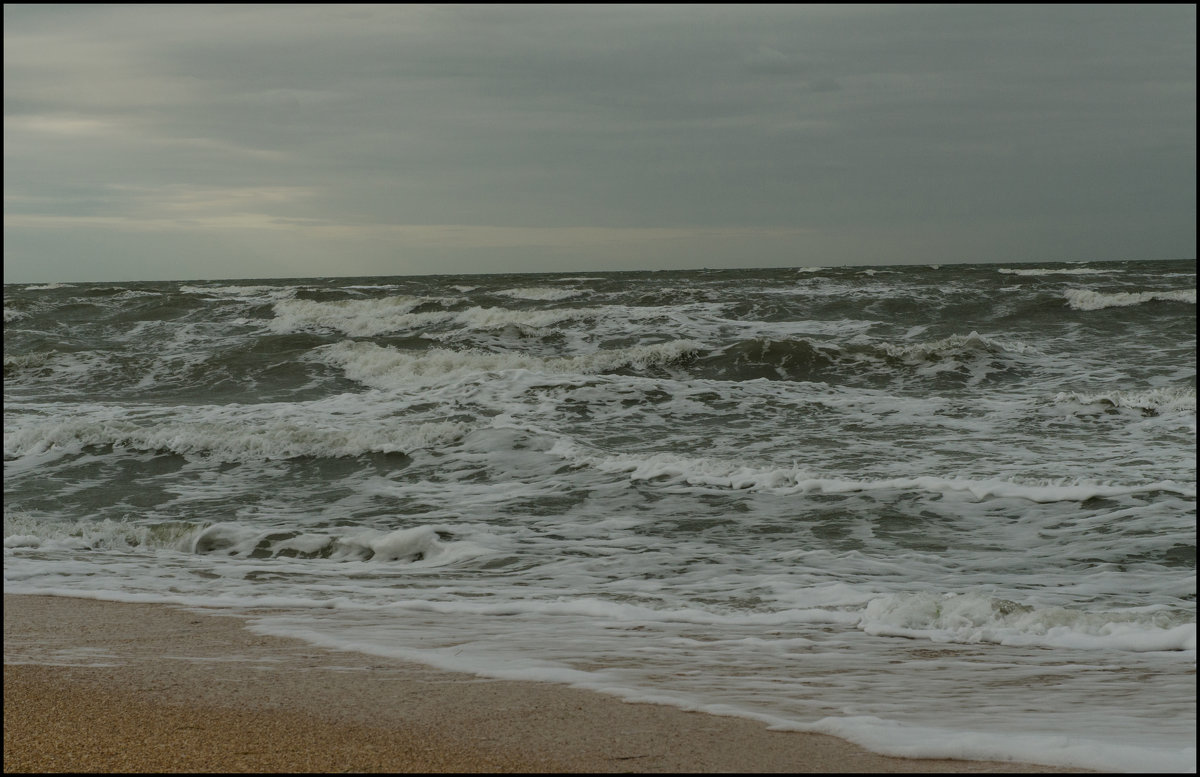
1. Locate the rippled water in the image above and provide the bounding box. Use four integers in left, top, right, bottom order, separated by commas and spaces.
4, 260, 1195, 771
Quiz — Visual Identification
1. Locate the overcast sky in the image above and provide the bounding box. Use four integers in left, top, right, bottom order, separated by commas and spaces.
4, 4, 1195, 283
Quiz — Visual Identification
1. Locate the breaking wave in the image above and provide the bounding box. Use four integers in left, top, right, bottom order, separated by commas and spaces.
3, 512, 485, 567
4, 511, 200, 553
879, 331, 1038, 363
556, 444, 1196, 502
185, 522, 485, 565
179, 284, 298, 301
3, 350, 108, 383
496, 287, 586, 301
1051, 387, 1196, 417
314, 339, 704, 388
1064, 288, 1195, 311
271, 297, 599, 337
3, 404, 470, 463
998, 267, 1112, 276
697, 332, 1036, 384
859, 591, 1195, 652
20, 283, 76, 291
271, 296, 441, 337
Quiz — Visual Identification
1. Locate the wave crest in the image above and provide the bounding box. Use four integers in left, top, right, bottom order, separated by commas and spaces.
3, 512, 486, 567
699, 332, 1036, 384
314, 339, 704, 388
880, 331, 1037, 361
559, 446, 1196, 502
270, 296, 441, 337
859, 590, 1196, 652
998, 267, 1111, 276
496, 287, 586, 301
186, 522, 485, 565
271, 297, 601, 337
1051, 387, 1196, 416
1064, 288, 1195, 311
3, 406, 470, 462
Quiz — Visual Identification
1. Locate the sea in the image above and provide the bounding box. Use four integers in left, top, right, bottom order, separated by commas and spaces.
3, 259, 1195, 772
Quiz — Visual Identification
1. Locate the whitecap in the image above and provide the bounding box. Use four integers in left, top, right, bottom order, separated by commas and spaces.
998, 267, 1111, 276
270, 296, 449, 337
496, 287, 586, 301
313, 339, 705, 389
881, 331, 1039, 361
2, 401, 471, 463
1051, 387, 1196, 415
557, 444, 1196, 502
21, 282, 76, 290
858, 590, 1196, 652
1064, 288, 1195, 311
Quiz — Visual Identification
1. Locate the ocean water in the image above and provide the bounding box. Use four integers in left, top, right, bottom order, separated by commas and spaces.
4, 259, 1195, 772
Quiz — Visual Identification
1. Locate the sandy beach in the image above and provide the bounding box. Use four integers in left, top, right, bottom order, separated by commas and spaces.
2, 594, 1094, 773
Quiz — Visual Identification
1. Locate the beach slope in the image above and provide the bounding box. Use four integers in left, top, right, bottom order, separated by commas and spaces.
4, 595, 1089, 773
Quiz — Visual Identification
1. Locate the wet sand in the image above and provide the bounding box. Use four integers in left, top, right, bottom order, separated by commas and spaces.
3, 595, 1091, 773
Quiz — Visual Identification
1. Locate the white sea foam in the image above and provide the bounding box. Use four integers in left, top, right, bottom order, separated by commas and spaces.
3, 508, 200, 552
179, 284, 291, 297
3, 402, 471, 462
858, 591, 1195, 652
270, 296, 445, 336
2, 513, 487, 583
270, 297, 597, 337
234, 604, 1194, 773
998, 267, 1111, 276
496, 286, 586, 301
804, 717, 1195, 774
863, 330, 1040, 384
22, 282, 75, 290
314, 339, 704, 389
3, 352, 55, 371
453, 305, 592, 331
181, 522, 487, 566
114, 289, 162, 299
3, 350, 109, 384
272, 294, 872, 344
177, 284, 299, 306
5, 263, 1194, 773
1064, 288, 1195, 310
4, 308, 29, 323
1051, 386, 1196, 415
558, 445, 1196, 501
881, 331, 1038, 361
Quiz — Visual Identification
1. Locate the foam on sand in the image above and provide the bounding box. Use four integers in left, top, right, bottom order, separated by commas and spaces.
6, 595, 1090, 773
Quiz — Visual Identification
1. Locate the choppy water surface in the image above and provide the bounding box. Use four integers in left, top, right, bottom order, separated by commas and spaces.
4, 260, 1195, 771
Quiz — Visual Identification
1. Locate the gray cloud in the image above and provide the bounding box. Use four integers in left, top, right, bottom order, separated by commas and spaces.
3, 4, 1195, 282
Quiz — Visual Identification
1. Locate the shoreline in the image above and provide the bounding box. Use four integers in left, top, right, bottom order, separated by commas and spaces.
4, 594, 1091, 773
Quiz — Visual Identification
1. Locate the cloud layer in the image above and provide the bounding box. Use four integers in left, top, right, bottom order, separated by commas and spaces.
4, 5, 1195, 282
